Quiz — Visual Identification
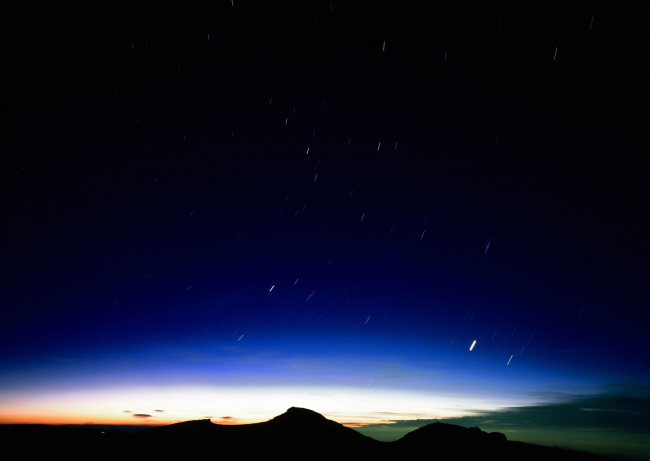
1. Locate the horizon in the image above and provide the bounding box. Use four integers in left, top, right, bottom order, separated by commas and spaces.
1, 3, 647, 461
3, 403, 648, 460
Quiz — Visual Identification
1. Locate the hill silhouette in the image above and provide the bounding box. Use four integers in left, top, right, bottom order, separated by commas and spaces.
0, 407, 615, 460
392, 421, 612, 461
131, 407, 378, 458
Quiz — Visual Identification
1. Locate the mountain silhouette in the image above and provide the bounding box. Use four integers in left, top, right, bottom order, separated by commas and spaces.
392, 421, 610, 461
0, 407, 614, 460
131, 406, 378, 458
395, 421, 507, 452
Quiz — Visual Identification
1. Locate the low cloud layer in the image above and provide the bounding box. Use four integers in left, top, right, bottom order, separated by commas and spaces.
437, 392, 649, 434
355, 390, 650, 460
358, 388, 649, 432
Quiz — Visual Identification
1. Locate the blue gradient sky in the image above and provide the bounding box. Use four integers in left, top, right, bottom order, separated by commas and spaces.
1, 2, 648, 459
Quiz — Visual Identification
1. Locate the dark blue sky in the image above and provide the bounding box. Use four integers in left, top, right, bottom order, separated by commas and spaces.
1, 2, 648, 458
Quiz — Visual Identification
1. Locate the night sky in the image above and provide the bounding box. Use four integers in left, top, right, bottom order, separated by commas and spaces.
2, 2, 648, 460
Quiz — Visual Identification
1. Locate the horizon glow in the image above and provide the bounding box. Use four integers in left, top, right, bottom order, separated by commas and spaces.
0, 383, 519, 426
0, 339, 604, 427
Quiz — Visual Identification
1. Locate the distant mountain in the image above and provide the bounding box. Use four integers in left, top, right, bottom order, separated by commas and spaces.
393, 421, 611, 461
0, 407, 614, 460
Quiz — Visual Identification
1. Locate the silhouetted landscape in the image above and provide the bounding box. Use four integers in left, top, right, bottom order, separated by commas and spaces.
0, 407, 616, 460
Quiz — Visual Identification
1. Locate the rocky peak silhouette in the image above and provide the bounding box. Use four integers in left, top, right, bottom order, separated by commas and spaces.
272, 406, 328, 423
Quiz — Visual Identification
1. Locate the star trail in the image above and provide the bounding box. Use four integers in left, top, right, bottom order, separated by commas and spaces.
1, 3, 648, 460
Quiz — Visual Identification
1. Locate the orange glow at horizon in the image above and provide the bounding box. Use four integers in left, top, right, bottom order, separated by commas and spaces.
0, 384, 527, 428
0, 408, 251, 427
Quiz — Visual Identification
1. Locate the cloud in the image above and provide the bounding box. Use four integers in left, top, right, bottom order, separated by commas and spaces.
132, 414, 153, 419
357, 386, 650, 433
354, 389, 650, 460
154, 409, 164, 413
436, 393, 650, 434
123, 410, 132, 413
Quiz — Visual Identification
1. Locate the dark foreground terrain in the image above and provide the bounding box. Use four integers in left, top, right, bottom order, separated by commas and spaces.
0, 407, 614, 460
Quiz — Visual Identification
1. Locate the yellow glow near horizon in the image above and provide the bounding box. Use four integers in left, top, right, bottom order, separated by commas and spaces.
0, 384, 524, 427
